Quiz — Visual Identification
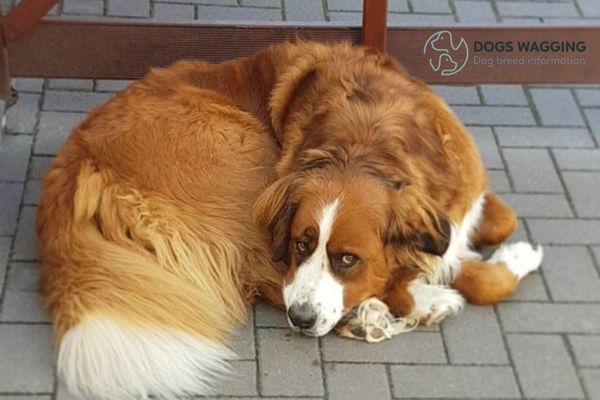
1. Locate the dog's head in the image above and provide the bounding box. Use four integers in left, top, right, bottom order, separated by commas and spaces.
254, 145, 451, 336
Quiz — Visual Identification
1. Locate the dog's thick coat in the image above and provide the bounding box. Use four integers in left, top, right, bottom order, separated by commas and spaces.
37, 42, 540, 399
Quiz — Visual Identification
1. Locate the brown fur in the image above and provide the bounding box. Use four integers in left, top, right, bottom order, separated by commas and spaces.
38, 41, 521, 355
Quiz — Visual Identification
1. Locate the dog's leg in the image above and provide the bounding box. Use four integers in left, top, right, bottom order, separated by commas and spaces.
452, 242, 543, 305
472, 192, 518, 247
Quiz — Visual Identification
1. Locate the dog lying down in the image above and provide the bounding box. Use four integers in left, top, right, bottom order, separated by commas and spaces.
37, 41, 543, 399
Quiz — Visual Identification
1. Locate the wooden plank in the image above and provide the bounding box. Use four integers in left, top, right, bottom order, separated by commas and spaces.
8, 19, 600, 83
8, 18, 361, 79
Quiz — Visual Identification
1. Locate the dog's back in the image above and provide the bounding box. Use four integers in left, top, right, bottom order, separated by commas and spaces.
37, 58, 283, 399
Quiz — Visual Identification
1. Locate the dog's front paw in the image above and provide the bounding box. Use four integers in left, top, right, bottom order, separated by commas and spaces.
336, 298, 418, 343
408, 284, 465, 325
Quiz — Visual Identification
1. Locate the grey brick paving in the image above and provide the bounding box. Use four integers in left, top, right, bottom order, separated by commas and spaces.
230, 310, 255, 360
541, 246, 600, 301
497, 1, 579, 18
563, 171, 600, 217
495, 126, 595, 147
257, 329, 323, 396
35, 112, 85, 155
42, 91, 112, 113
0, 262, 48, 322
481, 84, 528, 106
410, 0, 451, 14
469, 127, 503, 169
554, 148, 600, 170
453, 106, 535, 125
108, 0, 150, 17
508, 334, 584, 399
0, 135, 32, 182
95, 79, 132, 92
154, 3, 195, 21
431, 85, 480, 105
503, 148, 563, 193
528, 219, 600, 245
12, 78, 44, 93
0, 183, 23, 235
2, 2, 600, 399
455, 0, 497, 23
507, 273, 550, 301
0, 325, 54, 392
254, 301, 288, 328
284, 0, 324, 21
325, 363, 390, 400
48, 79, 93, 91
242, 0, 281, 7
0, 237, 10, 295
328, 0, 408, 12
487, 169, 511, 192
322, 331, 447, 363
577, 0, 600, 17
12, 206, 39, 261
498, 303, 600, 333
502, 193, 573, 218
442, 305, 509, 365
576, 88, 600, 106
569, 335, 600, 367
30, 156, 54, 180
386, 13, 456, 26
584, 108, 600, 142
215, 360, 259, 396
390, 365, 520, 398
62, 0, 104, 16
530, 88, 585, 126
6, 93, 40, 134
581, 369, 600, 400
196, 5, 282, 21
23, 180, 41, 206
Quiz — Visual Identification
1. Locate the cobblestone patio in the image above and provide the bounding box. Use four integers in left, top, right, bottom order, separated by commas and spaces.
1, 0, 600, 399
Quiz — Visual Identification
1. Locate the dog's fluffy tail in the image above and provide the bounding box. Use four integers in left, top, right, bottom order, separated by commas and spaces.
37, 160, 248, 399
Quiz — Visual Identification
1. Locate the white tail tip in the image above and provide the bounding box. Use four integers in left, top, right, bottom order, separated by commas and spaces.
58, 315, 234, 399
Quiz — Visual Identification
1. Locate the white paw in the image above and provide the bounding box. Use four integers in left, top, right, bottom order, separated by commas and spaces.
408, 283, 465, 325
336, 298, 418, 343
489, 241, 543, 280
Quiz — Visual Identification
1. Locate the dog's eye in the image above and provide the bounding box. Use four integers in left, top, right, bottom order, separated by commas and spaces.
295, 236, 310, 256
332, 253, 358, 271
341, 254, 356, 265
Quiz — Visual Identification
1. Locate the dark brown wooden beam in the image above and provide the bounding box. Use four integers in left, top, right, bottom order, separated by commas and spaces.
3, 0, 58, 42
8, 18, 362, 79
7, 19, 600, 84
362, 0, 388, 52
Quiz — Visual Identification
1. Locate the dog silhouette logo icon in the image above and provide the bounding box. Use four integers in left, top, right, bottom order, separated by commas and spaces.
423, 30, 469, 77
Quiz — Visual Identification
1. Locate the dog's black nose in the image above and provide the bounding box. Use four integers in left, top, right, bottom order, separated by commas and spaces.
287, 302, 317, 330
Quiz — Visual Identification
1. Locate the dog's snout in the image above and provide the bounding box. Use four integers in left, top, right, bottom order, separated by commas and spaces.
287, 302, 317, 330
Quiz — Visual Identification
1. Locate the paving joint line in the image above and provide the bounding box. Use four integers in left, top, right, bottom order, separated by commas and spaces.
493, 303, 526, 399
570, 87, 600, 148
520, 217, 555, 302
547, 148, 580, 218
561, 333, 590, 400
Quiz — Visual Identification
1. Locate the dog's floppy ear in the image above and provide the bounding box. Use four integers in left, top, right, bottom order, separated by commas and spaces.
269, 59, 318, 136
253, 175, 298, 264
386, 185, 451, 257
